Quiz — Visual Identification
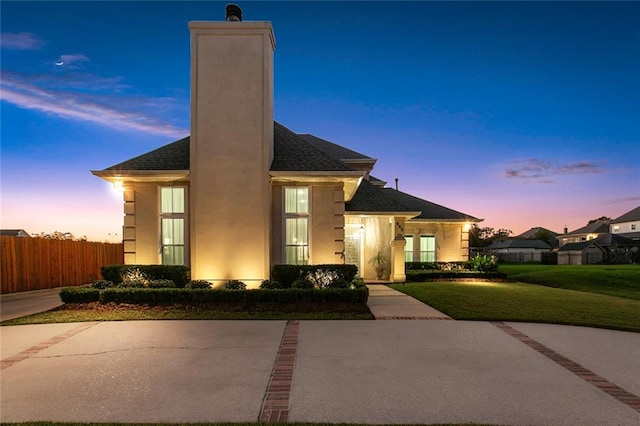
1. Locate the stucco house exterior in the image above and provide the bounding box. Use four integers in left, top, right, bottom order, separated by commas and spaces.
557, 241, 604, 265
559, 220, 610, 247
92, 6, 481, 286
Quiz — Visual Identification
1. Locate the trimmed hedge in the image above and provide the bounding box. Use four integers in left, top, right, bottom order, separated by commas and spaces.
405, 270, 507, 281
101, 265, 190, 288
406, 262, 469, 271
60, 287, 100, 303
60, 286, 369, 312
271, 264, 358, 288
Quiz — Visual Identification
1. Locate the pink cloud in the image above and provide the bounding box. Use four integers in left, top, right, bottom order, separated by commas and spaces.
505, 158, 604, 183
0, 32, 46, 50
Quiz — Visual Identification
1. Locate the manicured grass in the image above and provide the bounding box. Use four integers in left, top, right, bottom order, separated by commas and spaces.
500, 264, 640, 300
390, 281, 640, 332
1, 423, 500, 426
1, 307, 373, 326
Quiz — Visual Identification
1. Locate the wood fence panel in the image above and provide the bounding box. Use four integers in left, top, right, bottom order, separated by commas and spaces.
0, 236, 123, 294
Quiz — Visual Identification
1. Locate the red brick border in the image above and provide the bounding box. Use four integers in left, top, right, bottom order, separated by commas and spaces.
493, 321, 640, 413
259, 320, 299, 422
1, 322, 99, 370
377, 316, 453, 320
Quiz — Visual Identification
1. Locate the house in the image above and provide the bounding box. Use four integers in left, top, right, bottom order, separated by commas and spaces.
92, 5, 481, 286
559, 220, 610, 247
0, 229, 31, 238
516, 227, 559, 248
610, 205, 640, 241
557, 241, 604, 265
484, 238, 551, 263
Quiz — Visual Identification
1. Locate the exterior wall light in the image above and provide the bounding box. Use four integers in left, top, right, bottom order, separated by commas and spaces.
113, 181, 125, 193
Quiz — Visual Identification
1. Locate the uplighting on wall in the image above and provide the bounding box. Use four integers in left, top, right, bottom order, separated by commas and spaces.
113, 181, 125, 193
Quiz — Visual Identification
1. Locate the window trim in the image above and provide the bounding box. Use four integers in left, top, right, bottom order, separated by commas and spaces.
419, 235, 436, 263
404, 235, 414, 262
159, 186, 188, 266
283, 186, 311, 265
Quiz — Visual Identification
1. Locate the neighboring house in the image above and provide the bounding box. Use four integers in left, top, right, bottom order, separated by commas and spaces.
485, 238, 551, 263
92, 6, 481, 286
559, 220, 610, 247
610, 205, 640, 241
516, 227, 559, 248
0, 229, 31, 238
557, 241, 604, 265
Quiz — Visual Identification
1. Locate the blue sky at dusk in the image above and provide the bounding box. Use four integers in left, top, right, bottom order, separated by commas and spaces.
1, 1, 638, 242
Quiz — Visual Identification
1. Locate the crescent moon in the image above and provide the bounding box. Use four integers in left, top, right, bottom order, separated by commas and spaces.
55, 61, 64, 66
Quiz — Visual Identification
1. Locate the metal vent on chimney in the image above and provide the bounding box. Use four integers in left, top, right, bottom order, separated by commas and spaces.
226, 4, 242, 21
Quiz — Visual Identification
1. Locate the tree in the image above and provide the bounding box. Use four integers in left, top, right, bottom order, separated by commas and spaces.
469, 225, 512, 248
31, 231, 87, 241
531, 228, 557, 247
587, 216, 611, 225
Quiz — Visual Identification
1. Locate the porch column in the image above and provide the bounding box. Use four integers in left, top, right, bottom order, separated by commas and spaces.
391, 217, 407, 282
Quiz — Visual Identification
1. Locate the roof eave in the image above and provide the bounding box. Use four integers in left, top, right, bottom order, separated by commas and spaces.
408, 217, 484, 223
91, 170, 190, 183
344, 211, 421, 219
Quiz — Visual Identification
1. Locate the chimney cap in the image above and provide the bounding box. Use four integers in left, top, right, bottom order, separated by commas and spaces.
226, 3, 242, 21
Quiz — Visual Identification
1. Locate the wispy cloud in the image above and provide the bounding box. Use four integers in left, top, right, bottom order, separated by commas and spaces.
1, 32, 46, 50
55, 54, 90, 69
505, 158, 604, 183
0, 71, 188, 139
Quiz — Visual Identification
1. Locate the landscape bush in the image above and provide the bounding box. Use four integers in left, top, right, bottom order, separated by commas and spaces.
60, 287, 101, 303
259, 279, 282, 289
224, 280, 247, 290
90, 280, 115, 289
186, 280, 212, 289
405, 270, 507, 281
271, 264, 358, 288
101, 264, 190, 288
469, 255, 499, 272
405, 262, 468, 271
148, 279, 177, 288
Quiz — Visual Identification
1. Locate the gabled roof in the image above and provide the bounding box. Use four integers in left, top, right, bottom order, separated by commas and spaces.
559, 241, 603, 251
594, 233, 636, 246
0, 229, 31, 237
517, 227, 559, 239
345, 179, 481, 222
381, 188, 480, 221
104, 137, 189, 171
564, 220, 610, 237
296, 134, 372, 161
486, 239, 551, 250
271, 122, 356, 172
611, 205, 640, 224
99, 122, 356, 174
345, 179, 416, 213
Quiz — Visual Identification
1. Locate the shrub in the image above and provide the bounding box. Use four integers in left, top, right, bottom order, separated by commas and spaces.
148, 279, 176, 288
224, 280, 247, 290
292, 278, 314, 289
101, 264, 190, 288
90, 280, 115, 289
260, 279, 282, 289
271, 264, 358, 288
469, 255, 499, 272
405, 262, 467, 271
117, 280, 145, 288
186, 280, 211, 289
60, 287, 100, 303
122, 268, 149, 286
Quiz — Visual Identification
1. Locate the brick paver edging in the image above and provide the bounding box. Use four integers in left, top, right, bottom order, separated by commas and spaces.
1, 322, 99, 370
259, 320, 299, 423
493, 321, 640, 413
377, 316, 453, 320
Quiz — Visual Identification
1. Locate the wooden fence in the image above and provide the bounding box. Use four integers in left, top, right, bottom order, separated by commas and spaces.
1, 236, 123, 294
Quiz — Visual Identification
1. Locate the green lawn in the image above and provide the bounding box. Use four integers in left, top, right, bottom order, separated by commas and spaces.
390, 281, 640, 332
499, 264, 640, 300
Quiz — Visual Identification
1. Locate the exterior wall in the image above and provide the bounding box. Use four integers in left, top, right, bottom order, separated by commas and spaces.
612, 221, 639, 236
123, 183, 162, 265
404, 222, 467, 262
189, 21, 275, 285
560, 233, 600, 246
558, 248, 603, 265
271, 183, 345, 266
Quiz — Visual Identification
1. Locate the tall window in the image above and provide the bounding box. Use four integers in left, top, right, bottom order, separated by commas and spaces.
404, 235, 414, 262
284, 187, 309, 264
420, 235, 436, 262
160, 187, 185, 265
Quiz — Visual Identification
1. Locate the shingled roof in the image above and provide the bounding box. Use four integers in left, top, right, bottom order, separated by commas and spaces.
564, 220, 610, 237
486, 238, 551, 250
346, 179, 480, 221
100, 122, 355, 173
296, 134, 372, 161
104, 137, 189, 171
611, 205, 640, 224
270, 122, 356, 172
381, 187, 480, 221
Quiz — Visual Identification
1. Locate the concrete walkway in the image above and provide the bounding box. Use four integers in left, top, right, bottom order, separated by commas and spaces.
1, 286, 639, 424
1, 320, 639, 425
366, 284, 452, 319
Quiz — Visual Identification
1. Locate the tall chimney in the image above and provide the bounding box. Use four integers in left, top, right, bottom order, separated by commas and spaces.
395, 178, 399, 190
189, 6, 275, 283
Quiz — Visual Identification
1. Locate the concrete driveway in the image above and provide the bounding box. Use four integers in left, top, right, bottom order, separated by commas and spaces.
0, 288, 63, 321
1, 320, 639, 425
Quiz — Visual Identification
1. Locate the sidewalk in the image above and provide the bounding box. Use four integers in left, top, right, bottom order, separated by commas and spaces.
366, 284, 452, 319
